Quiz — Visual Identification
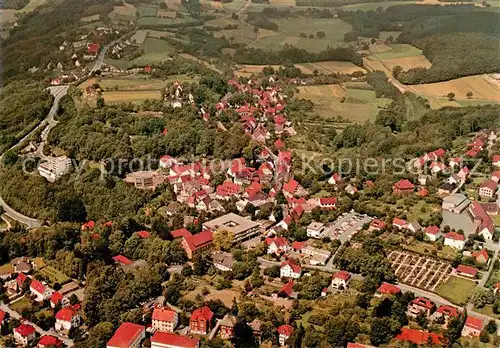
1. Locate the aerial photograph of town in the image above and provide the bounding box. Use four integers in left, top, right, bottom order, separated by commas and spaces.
0, 0, 499, 347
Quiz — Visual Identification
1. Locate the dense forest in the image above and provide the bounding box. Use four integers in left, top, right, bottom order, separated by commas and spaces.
0, 0, 28, 9
0, 81, 53, 153
339, 5, 500, 83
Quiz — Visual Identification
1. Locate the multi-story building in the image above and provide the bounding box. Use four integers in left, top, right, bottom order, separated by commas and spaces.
407, 297, 435, 318
189, 306, 214, 335
203, 213, 260, 244
38, 156, 72, 182
152, 305, 178, 333
107, 322, 145, 348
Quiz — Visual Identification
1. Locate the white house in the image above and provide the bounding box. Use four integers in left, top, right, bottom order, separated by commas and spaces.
55, 307, 81, 331
266, 237, 290, 255
328, 173, 342, 185
14, 324, 36, 346
277, 324, 294, 346
331, 271, 351, 290
152, 305, 178, 333
424, 226, 441, 242
444, 232, 465, 250
306, 222, 324, 238
280, 259, 302, 279
30, 279, 54, 302
461, 316, 483, 337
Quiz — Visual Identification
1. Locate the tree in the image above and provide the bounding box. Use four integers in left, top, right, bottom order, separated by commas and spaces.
479, 328, 490, 343
264, 265, 280, 278
447, 92, 455, 101
316, 31, 326, 39
76, 321, 114, 348
466, 91, 473, 99
213, 230, 234, 251
392, 65, 403, 79
486, 319, 497, 334
470, 287, 495, 308
370, 318, 393, 346
2, 150, 18, 167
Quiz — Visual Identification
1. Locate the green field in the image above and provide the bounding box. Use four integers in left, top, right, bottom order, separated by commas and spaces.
137, 16, 198, 27
38, 266, 70, 286
137, 5, 158, 17
0, 0, 46, 24
250, 18, 352, 53
106, 38, 175, 69
436, 276, 477, 305
340, 1, 420, 11
10, 297, 31, 313
369, 44, 423, 60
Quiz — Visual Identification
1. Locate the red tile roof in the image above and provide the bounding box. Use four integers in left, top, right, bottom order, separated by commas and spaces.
277, 324, 294, 337
456, 265, 478, 277
30, 278, 45, 294
136, 231, 150, 239
191, 306, 214, 322
0, 310, 5, 322
425, 225, 440, 235
283, 179, 299, 194
377, 282, 400, 295
50, 291, 63, 305
411, 297, 434, 309
171, 228, 193, 239
274, 138, 285, 150
465, 316, 483, 330
15, 323, 36, 337
333, 270, 351, 281
319, 197, 337, 206
112, 255, 133, 266
183, 230, 213, 252
151, 332, 199, 348
436, 305, 459, 318
280, 259, 301, 274
153, 306, 177, 323
267, 237, 288, 248
55, 307, 77, 322
394, 179, 415, 190
472, 249, 489, 262
279, 281, 294, 297
393, 217, 407, 227
370, 219, 386, 229
395, 328, 444, 345
16, 272, 27, 287
292, 241, 305, 251
445, 232, 465, 241
107, 322, 145, 348
480, 179, 497, 191
82, 220, 95, 230
87, 43, 100, 54
38, 335, 63, 347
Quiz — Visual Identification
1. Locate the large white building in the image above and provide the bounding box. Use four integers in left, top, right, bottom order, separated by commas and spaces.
444, 232, 465, 250
38, 156, 72, 182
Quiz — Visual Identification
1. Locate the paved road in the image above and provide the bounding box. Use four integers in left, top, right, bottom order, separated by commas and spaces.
0, 301, 74, 346
89, 32, 132, 74
0, 85, 69, 229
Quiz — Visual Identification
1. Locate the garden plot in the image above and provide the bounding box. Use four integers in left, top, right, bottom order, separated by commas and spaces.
388, 250, 452, 292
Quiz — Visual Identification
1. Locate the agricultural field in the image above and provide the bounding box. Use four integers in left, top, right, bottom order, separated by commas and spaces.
296, 83, 391, 123
382, 55, 432, 72
102, 90, 163, 104
404, 75, 500, 102
295, 61, 366, 75
207, 18, 257, 45
137, 5, 158, 17
340, 1, 420, 11
137, 16, 198, 27
249, 18, 352, 53
0, 0, 46, 24
110, 3, 137, 21
369, 44, 424, 61
436, 275, 477, 305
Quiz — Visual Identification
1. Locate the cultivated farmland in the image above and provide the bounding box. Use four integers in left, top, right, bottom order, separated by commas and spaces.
102, 90, 162, 103
250, 18, 352, 53
295, 61, 366, 75
110, 3, 137, 21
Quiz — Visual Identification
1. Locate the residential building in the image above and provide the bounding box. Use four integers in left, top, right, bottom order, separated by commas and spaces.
150, 332, 200, 348
124, 171, 166, 190
456, 265, 478, 278
277, 281, 295, 298
219, 314, 237, 339
479, 179, 497, 198
14, 324, 36, 346
432, 305, 459, 327
190, 306, 214, 335
375, 282, 401, 297
152, 305, 178, 333
280, 259, 302, 279
408, 297, 435, 318
181, 230, 213, 259
331, 271, 351, 290
461, 316, 483, 337
318, 197, 336, 210
369, 219, 386, 231
393, 179, 414, 195
277, 324, 294, 346
395, 328, 444, 346
424, 225, 441, 241
266, 236, 289, 255
37, 335, 63, 348
30, 279, 53, 302
55, 306, 81, 331
107, 322, 145, 348
50, 291, 70, 308
306, 222, 324, 238
328, 173, 342, 185
392, 217, 407, 230
472, 249, 489, 264
212, 252, 235, 272
203, 213, 260, 243
469, 201, 495, 241
38, 156, 72, 182
444, 232, 465, 250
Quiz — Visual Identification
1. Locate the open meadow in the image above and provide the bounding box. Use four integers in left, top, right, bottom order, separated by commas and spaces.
206, 18, 257, 45
249, 18, 352, 53
110, 3, 137, 21
102, 90, 162, 104
296, 61, 366, 75
436, 275, 477, 305
106, 37, 175, 70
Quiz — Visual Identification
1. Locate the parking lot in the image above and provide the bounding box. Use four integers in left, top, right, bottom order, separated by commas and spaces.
388, 250, 452, 292
323, 211, 373, 243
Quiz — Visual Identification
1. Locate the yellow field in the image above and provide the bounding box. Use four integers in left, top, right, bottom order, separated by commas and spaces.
234, 64, 282, 77
369, 44, 392, 53
111, 3, 137, 17
427, 97, 461, 109
407, 75, 500, 101
102, 90, 162, 103
362, 58, 392, 76
297, 84, 346, 98
382, 55, 432, 72
296, 61, 366, 75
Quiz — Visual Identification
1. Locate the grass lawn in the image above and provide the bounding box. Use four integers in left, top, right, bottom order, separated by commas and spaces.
250, 18, 352, 53
137, 5, 158, 17
38, 266, 70, 286
436, 276, 477, 305
474, 305, 500, 319
10, 297, 31, 313
102, 90, 162, 104
403, 242, 458, 261
97, 77, 169, 91
369, 44, 423, 60
106, 38, 175, 69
